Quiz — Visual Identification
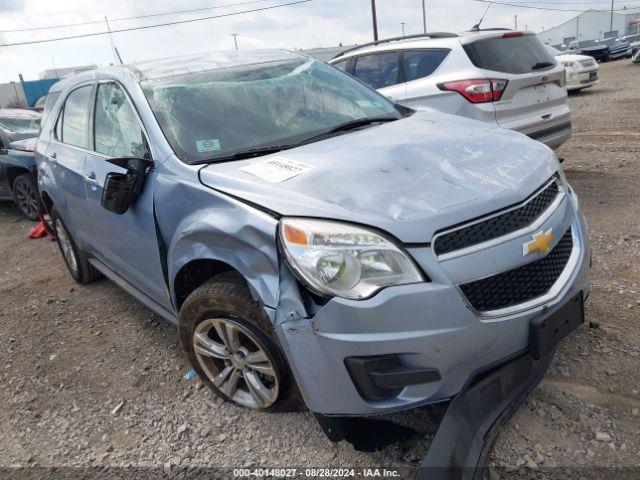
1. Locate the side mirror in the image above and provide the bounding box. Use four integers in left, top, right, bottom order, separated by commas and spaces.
101, 158, 151, 215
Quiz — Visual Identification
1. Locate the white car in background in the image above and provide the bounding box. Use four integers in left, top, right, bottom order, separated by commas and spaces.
330, 30, 572, 149
545, 45, 598, 92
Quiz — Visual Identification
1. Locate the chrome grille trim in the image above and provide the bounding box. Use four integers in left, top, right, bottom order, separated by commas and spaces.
433, 176, 564, 261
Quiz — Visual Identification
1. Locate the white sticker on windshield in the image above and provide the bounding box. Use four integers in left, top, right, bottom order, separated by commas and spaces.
239, 157, 314, 183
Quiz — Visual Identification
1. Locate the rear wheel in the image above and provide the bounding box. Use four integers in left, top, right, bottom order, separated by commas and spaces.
179, 275, 304, 412
51, 207, 101, 284
12, 174, 41, 221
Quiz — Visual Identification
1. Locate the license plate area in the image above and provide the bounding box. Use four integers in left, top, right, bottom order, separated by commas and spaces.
589, 72, 598, 80
529, 292, 584, 359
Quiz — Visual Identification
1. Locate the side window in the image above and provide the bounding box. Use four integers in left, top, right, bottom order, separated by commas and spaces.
60, 86, 92, 148
331, 59, 349, 72
94, 82, 150, 159
352, 52, 399, 89
402, 50, 449, 82
41, 91, 60, 126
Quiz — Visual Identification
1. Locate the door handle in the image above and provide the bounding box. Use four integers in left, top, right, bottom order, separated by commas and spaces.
85, 172, 99, 185
48, 152, 57, 162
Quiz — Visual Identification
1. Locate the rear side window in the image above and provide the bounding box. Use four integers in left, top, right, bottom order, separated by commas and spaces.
94, 83, 149, 158
41, 91, 60, 125
352, 52, 399, 89
402, 50, 449, 82
464, 35, 556, 74
332, 59, 349, 72
60, 86, 92, 148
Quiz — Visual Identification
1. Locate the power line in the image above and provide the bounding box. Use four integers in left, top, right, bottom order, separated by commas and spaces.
0, 0, 312, 47
506, 0, 640, 3
0, 0, 278, 34
472, 0, 636, 11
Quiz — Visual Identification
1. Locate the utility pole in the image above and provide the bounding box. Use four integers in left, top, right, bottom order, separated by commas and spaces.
525, 24, 528, 31
371, 0, 379, 41
422, 0, 427, 34
610, 0, 614, 33
401, 22, 406, 36
576, 15, 580, 39
231, 33, 239, 50
514, 14, 518, 30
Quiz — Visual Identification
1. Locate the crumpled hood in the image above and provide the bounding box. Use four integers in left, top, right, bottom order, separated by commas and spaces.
199, 111, 560, 243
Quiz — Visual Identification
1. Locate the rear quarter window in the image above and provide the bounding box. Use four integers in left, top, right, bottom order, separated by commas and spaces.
402, 49, 449, 82
463, 34, 556, 74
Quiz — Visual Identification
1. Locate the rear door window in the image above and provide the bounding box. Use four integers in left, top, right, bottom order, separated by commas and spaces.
463, 35, 556, 74
352, 52, 400, 89
402, 50, 449, 82
60, 86, 92, 148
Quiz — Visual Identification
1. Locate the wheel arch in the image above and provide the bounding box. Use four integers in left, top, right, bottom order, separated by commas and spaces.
167, 222, 282, 318
6, 166, 32, 191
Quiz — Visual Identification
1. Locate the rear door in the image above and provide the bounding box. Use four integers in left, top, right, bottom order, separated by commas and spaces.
461, 33, 568, 133
349, 51, 406, 102
46, 84, 95, 246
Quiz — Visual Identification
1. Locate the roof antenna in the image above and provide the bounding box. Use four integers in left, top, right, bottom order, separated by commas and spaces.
471, 2, 492, 31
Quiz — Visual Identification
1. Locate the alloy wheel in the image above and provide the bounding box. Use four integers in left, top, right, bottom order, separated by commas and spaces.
193, 317, 279, 409
14, 179, 39, 219
55, 219, 79, 276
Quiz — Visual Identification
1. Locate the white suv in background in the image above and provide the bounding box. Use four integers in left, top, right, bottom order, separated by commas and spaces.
545, 45, 599, 92
330, 30, 571, 149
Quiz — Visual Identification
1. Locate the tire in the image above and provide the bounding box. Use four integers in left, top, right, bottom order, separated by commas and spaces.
179, 274, 304, 412
50, 206, 101, 284
12, 173, 42, 221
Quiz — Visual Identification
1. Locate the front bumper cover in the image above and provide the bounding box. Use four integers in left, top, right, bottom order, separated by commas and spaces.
416, 349, 555, 479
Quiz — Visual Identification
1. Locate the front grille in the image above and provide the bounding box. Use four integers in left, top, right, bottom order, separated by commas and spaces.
434, 178, 560, 256
459, 227, 573, 312
579, 59, 596, 68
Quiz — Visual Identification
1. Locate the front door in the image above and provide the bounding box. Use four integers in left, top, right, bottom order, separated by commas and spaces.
83, 81, 169, 308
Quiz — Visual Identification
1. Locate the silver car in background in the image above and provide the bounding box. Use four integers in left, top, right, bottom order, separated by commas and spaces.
330, 30, 571, 149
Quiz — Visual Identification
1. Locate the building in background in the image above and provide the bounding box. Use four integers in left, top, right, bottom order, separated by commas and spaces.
39, 64, 97, 80
538, 8, 640, 47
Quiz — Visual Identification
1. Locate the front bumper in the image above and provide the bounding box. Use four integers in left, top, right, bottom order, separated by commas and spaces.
276, 192, 590, 416
609, 48, 632, 59
566, 68, 599, 91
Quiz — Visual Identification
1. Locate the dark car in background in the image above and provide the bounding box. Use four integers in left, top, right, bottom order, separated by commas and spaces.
0, 137, 42, 220
596, 37, 633, 60
0, 109, 41, 150
568, 40, 609, 62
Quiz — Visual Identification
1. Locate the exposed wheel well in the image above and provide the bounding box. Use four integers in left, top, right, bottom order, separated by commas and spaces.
174, 259, 239, 309
40, 191, 54, 214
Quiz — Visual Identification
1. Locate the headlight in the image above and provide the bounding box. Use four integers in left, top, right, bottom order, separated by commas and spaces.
279, 218, 424, 300
562, 61, 576, 68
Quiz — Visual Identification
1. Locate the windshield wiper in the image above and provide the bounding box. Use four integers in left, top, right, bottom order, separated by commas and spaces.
192, 117, 398, 165
531, 61, 554, 70
297, 116, 399, 146
194, 144, 295, 164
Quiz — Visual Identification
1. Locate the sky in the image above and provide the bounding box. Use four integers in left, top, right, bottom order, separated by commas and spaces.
0, 0, 609, 82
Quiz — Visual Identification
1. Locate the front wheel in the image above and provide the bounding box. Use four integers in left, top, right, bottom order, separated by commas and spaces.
12, 173, 41, 221
179, 275, 304, 412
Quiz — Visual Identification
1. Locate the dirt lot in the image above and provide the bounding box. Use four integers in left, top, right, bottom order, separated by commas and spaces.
1, 59, 639, 478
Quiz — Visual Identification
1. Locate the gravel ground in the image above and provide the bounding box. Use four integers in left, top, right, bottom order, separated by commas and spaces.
1, 59, 639, 478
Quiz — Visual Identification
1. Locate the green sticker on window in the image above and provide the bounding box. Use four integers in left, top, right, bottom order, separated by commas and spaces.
196, 139, 221, 153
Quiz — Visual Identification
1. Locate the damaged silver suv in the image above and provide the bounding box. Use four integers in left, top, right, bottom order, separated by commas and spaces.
37, 51, 589, 421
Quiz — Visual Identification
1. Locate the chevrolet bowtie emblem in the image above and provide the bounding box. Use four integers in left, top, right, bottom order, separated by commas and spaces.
523, 229, 553, 256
